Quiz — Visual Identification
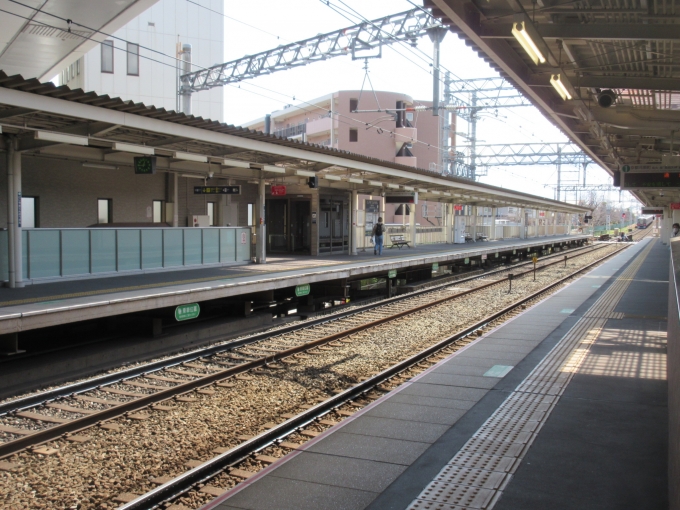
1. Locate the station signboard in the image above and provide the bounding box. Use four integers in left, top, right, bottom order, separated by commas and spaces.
271, 185, 286, 196
641, 207, 664, 215
385, 192, 418, 204
622, 172, 680, 189
365, 200, 380, 213
175, 303, 200, 321
621, 164, 680, 173
194, 186, 241, 195
670, 203, 680, 210
295, 284, 310, 297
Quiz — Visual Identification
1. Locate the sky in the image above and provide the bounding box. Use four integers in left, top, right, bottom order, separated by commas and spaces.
197, 0, 636, 206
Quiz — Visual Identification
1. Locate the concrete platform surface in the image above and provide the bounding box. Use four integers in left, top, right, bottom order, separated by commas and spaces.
201, 237, 667, 510
0, 234, 587, 334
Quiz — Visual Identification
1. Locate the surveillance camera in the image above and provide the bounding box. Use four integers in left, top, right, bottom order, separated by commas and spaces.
597, 89, 617, 108
208, 172, 214, 179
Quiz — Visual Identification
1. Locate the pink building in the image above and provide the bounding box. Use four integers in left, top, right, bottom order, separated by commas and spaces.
244, 90, 448, 228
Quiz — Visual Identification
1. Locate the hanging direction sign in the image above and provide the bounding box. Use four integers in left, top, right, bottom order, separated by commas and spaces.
621, 164, 680, 173
622, 172, 680, 189
194, 186, 241, 194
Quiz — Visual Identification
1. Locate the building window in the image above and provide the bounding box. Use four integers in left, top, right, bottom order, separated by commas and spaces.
101, 40, 114, 73
127, 43, 139, 76
152, 200, 164, 223
349, 128, 358, 142
349, 98, 358, 112
98, 199, 112, 224
207, 202, 216, 226
247, 203, 255, 226
21, 196, 38, 228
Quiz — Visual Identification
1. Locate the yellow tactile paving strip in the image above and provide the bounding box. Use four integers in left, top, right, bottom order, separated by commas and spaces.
407, 240, 656, 510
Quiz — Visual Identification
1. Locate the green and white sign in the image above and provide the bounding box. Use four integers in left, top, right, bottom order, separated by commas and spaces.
175, 303, 200, 321
621, 164, 631, 173
295, 284, 310, 297
432, 262, 439, 271
388, 269, 397, 279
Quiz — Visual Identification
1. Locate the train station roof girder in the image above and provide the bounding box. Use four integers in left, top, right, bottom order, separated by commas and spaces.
426, 0, 680, 209
0, 72, 590, 214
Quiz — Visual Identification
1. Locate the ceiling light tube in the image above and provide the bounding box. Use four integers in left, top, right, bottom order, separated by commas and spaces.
387, 183, 400, 189
295, 170, 316, 177
403, 186, 415, 191
180, 173, 206, 179
368, 180, 383, 186
550, 74, 572, 100
112, 142, 155, 155
82, 162, 118, 170
418, 188, 428, 193
262, 164, 286, 173
511, 21, 546, 65
35, 130, 89, 146
348, 178, 363, 184
323, 174, 342, 181
173, 151, 208, 163
222, 158, 251, 169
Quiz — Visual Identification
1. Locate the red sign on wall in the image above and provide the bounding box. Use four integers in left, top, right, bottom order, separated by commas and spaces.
271, 185, 287, 196
670, 203, 680, 210
454, 205, 463, 211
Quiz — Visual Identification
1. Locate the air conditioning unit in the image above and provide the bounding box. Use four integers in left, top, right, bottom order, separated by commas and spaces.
191, 215, 210, 227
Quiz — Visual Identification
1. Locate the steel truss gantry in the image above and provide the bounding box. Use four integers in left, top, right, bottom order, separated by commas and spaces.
180, 9, 441, 94
469, 143, 589, 167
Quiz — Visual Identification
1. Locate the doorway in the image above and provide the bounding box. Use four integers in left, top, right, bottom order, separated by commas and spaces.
265, 198, 311, 254
319, 196, 348, 254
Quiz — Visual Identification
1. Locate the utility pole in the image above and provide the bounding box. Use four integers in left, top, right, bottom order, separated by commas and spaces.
470, 92, 478, 181
556, 145, 562, 201
427, 27, 448, 117
441, 72, 451, 174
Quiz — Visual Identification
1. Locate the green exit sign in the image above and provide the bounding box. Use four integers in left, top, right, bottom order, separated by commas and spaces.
388, 269, 397, 279
175, 303, 200, 321
295, 284, 310, 297
134, 156, 157, 174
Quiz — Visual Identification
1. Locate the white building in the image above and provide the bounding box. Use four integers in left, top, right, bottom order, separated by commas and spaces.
58, 0, 224, 121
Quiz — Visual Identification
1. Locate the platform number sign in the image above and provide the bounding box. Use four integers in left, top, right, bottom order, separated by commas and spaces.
241, 232, 248, 244
175, 303, 200, 321
295, 284, 310, 297
432, 262, 439, 271
621, 164, 631, 173
388, 269, 397, 279
134, 156, 157, 174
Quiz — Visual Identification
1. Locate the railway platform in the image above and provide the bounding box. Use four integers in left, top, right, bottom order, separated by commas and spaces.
202, 236, 668, 510
0, 234, 588, 336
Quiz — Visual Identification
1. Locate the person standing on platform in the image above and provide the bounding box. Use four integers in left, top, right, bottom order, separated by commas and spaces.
372, 217, 385, 256
672, 223, 680, 237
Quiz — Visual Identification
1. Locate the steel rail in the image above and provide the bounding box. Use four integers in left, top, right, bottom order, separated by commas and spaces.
0, 242, 600, 458
120, 238, 631, 510
0, 240, 594, 417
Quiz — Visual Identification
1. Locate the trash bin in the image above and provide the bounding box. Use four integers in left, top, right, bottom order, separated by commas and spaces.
627, 234, 634, 242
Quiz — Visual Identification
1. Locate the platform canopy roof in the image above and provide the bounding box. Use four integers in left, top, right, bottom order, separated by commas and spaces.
0, 0, 160, 81
425, 0, 680, 209
0, 72, 589, 214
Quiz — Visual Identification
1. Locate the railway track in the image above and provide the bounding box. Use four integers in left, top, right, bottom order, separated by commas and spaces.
119, 239, 640, 510
0, 240, 601, 458
0, 239, 639, 509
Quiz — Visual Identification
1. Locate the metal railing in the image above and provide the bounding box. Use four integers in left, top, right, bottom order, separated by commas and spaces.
0, 227, 252, 282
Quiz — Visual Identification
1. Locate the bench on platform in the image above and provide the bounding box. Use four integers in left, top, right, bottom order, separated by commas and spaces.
476, 233, 489, 241
464, 233, 474, 243
389, 234, 411, 249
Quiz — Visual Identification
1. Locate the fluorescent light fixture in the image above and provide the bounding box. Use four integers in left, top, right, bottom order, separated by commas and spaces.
403, 186, 415, 191
431, 190, 441, 195
35, 130, 89, 146
348, 178, 363, 184
443, 192, 452, 196
418, 188, 428, 193
295, 170, 316, 177
180, 173, 206, 179
112, 142, 155, 155
550, 74, 572, 100
222, 158, 251, 169
511, 21, 546, 65
173, 151, 208, 163
263, 164, 286, 173
387, 183, 400, 189
368, 180, 382, 186
323, 174, 342, 181
82, 162, 118, 170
